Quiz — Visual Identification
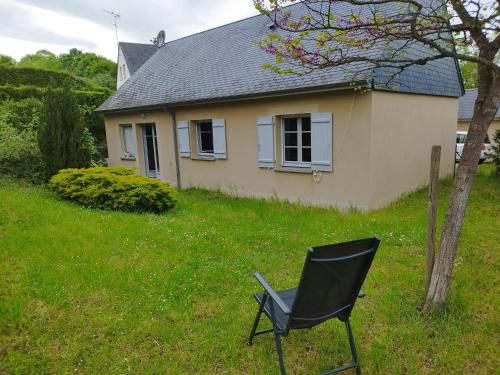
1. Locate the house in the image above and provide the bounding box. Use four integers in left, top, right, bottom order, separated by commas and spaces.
97, 3, 463, 211
116, 42, 157, 89
458, 88, 500, 143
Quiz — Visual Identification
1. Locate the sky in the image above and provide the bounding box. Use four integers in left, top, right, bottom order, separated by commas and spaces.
0, 0, 259, 62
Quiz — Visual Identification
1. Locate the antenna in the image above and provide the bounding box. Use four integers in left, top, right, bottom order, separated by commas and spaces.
102, 9, 120, 45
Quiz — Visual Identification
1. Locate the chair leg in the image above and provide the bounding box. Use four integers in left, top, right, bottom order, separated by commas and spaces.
248, 293, 268, 345
273, 330, 286, 375
345, 319, 361, 375
269, 300, 286, 375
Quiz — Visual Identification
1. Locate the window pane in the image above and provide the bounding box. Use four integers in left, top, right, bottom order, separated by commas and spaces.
301, 117, 311, 131
123, 126, 135, 155
302, 147, 311, 162
199, 122, 212, 132
285, 147, 298, 162
200, 132, 213, 152
284, 118, 297, 132
284, 132, 298, 146
198, 122, 214, 153
302, 132, 311, 147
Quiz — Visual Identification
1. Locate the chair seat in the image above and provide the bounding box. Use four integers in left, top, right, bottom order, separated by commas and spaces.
254, 288, 296, 332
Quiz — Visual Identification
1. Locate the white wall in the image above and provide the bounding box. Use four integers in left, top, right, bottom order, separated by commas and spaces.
116, 46, 131, 89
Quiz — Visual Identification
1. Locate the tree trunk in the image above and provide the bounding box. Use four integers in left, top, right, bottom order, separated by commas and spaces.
422, 75, 500, 313
425, 145, 441, 293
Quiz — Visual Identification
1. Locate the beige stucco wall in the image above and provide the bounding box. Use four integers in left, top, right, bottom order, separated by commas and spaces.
457, 120, 500, 144
369, 91, 458, 208
104, 90, 458, 210
104, 110, 177, 182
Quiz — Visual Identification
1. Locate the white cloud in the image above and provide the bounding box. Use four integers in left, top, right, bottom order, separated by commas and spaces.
0, 0, 258, 61
0, 36, 70, 60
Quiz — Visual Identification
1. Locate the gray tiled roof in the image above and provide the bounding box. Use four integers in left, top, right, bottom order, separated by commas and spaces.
119, 42, 158, 75
458, 88, 500, 120
98, 2, 463, 113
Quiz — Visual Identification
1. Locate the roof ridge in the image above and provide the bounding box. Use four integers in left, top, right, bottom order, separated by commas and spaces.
119, 41, 156, 47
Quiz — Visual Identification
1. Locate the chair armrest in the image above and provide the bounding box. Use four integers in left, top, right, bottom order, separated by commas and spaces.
357, 290, 365, 298
254, 272, 292, 315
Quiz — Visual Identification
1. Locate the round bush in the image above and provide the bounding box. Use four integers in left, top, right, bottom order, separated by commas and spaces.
49, 167, 177, 213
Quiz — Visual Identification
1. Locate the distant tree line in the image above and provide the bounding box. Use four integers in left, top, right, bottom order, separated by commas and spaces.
0, 48, 116, 90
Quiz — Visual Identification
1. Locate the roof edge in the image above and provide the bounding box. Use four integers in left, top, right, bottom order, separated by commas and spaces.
454, 57, 466, 97
96, 80, 370, 114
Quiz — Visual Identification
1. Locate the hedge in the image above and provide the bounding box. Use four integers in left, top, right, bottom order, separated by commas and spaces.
0, 66, 106, 91
0, 85, 110, 108
49, 167, 178, 213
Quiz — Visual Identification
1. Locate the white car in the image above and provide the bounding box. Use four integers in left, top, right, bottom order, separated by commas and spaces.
455, 131, 493, 163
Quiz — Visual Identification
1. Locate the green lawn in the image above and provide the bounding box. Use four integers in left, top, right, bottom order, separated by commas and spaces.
0, 166, 499, 374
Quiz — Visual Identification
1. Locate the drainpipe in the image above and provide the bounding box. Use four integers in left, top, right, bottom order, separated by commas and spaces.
164, 106, 182, 189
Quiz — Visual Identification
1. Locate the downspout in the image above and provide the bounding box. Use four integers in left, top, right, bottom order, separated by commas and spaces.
163, 105, 182, 189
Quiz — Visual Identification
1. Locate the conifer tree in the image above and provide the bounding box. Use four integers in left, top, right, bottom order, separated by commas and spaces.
38, 85, 92, 178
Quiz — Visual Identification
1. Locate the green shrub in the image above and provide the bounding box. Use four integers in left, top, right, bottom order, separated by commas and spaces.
0, 98, 42, 131
49, 167, 178, 213
0, 66, 103, 91
0, 120, 44, 183
0, 85, 110, 105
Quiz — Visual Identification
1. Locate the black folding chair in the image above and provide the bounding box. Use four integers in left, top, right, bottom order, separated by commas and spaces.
248, 237, 381, 375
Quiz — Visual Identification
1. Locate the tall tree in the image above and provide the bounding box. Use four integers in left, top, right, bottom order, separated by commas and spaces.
38, 85, 92, 178
18, 50, 62, 71
59, 48, 117, 89
16, 48, 116, 90
0, 54, 16, 67
254, 0, 499, 312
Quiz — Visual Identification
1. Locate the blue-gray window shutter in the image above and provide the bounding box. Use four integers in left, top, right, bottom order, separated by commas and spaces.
311, 112, 332, 171
257, 116, 275, 168
177, 120, 190, 157
212, 119, 227, 159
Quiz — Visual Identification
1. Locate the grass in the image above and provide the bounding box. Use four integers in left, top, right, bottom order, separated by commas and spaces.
0, 165, 499, 374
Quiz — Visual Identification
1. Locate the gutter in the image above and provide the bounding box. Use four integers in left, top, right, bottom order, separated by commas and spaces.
163, 106, 182, 189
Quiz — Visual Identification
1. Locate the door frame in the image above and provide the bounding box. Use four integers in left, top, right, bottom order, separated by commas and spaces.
141, 123, 160, 178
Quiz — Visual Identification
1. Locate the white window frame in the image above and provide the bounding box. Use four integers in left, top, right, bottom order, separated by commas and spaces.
120, 124, 135, 159
281, 115, 311, 168
196, 120, 214, 156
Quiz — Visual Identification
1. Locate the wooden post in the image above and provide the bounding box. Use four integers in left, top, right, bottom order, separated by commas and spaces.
425, 145, 441, 293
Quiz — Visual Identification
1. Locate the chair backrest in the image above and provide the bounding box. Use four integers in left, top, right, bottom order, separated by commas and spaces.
289, 237, 380, 329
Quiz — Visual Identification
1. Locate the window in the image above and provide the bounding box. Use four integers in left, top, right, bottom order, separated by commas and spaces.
122, 64, 127, 79
121, 124, 135, 158
197, 121, 214, 154
282, 116, 311, 167
456, 133, 466, 144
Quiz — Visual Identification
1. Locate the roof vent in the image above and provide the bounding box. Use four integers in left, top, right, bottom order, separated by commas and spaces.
268, 23, 277, 31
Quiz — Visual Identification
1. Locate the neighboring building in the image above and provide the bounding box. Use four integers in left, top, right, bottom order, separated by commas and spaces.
458, 88, 500, 143
98, 3, 463, 211
116, 42, 157, 89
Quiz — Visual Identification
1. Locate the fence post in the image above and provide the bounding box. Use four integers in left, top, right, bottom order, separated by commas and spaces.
425, 145, 441, 293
